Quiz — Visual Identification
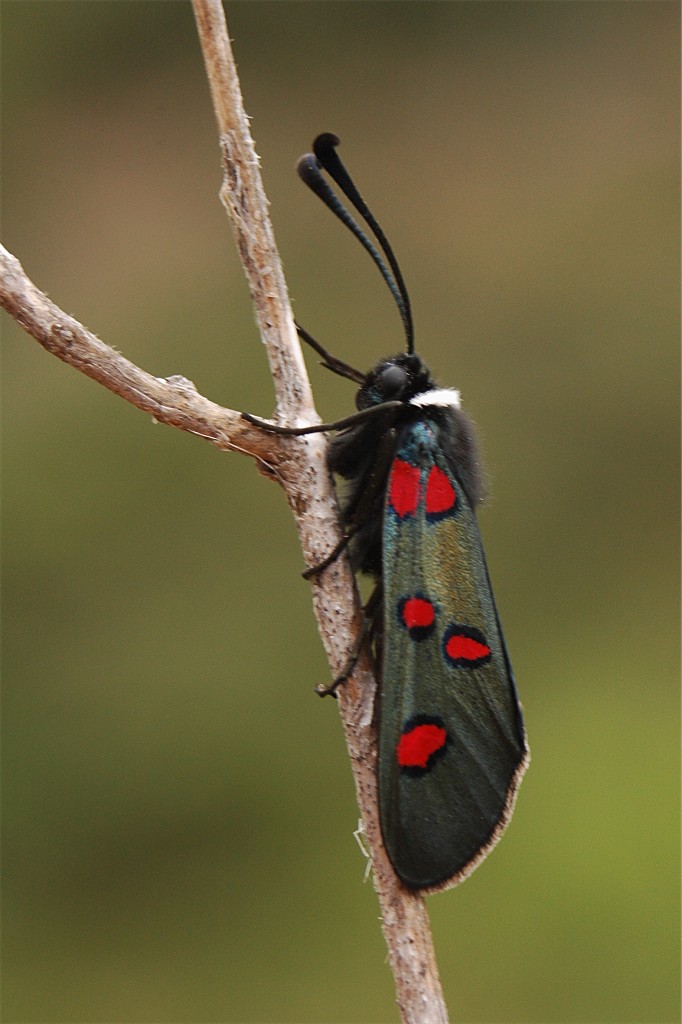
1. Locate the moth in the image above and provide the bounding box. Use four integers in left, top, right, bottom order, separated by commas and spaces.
245, 133, 528, 893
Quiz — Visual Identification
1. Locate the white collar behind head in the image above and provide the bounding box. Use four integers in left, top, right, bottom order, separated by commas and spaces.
410, 387, 461, 410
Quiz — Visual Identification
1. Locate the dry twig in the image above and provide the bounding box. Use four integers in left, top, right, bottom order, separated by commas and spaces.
1, 2, 449, 1020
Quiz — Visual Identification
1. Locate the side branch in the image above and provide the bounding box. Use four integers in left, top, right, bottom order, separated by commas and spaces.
2, 2, 450, 1017
0, 244, 275, 460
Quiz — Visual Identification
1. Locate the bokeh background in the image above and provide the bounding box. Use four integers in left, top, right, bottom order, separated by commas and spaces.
2, 3, 679, 1022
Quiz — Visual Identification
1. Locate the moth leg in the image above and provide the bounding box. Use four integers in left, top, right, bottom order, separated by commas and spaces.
295, 321, 366, 385
240, 412, 332, 436
315, 585, 382, 698
336, 426, 397, 524
241, 403, 403, 436
304, 428, 398, 580
314, 614, 369, 698
302, 526, 359, 580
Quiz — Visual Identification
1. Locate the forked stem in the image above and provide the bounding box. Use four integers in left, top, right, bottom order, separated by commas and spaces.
0, 3, 449, 1020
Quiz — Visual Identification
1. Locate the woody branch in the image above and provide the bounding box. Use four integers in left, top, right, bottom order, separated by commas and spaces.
0, 1, 449, 1020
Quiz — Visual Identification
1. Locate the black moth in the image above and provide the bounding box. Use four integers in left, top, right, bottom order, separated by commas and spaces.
245, 133, 528, 893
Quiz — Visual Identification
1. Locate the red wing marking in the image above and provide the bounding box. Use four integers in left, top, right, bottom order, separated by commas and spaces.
401, 597, 436, 630
425, 465, 456, 516
389, 459, 421, 518
397, 722, 448, 770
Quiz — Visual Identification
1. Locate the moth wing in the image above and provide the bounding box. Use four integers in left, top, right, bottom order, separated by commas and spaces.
378, 423, 528, 892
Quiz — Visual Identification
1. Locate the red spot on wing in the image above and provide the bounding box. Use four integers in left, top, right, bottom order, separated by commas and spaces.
389, 459, 421, 517
425, 466, 456, 515
445, 632, 491, 663
401, 597, 436, 630
397, 723, 448, 769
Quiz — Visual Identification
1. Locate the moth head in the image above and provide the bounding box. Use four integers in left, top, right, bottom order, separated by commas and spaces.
356, 354, 434, 410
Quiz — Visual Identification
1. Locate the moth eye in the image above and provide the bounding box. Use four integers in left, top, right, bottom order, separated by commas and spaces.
378, 364, 407, 397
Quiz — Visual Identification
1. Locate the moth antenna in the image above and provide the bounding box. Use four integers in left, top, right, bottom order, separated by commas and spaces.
296, 155, 407, 340
313, 133, 414, 354
297, 144, 414, 354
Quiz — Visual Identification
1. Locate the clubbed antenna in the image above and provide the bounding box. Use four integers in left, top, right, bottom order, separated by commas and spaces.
297, 133, 414, 354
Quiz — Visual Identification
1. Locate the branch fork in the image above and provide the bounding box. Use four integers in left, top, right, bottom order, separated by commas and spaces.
1, 2, 449, 1020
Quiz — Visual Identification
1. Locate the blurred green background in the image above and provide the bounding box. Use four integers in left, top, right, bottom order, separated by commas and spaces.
2, 2, 679, 1022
